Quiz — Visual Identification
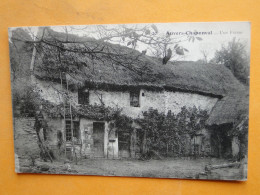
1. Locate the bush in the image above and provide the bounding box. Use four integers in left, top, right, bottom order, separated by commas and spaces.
136, 106, 209, 157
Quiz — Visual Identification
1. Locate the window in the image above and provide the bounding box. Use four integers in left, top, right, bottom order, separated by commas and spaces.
65, 120, 80, 143
78, 89, 89, 105
130, 90, 140, 107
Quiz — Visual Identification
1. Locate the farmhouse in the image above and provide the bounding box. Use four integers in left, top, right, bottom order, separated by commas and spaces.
207, 89, 249, 158
12, 28, 248, 160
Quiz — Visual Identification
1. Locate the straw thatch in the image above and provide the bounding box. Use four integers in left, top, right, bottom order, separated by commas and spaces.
206, 88, 249, 126
10, 28, 249, 127
33, 28, 244, 97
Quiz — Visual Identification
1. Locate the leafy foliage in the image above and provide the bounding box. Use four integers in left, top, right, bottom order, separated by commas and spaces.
9, 28, 34, 81
107, 106, 209, 158
212, 38, 250, 85
135, 107, 209, 157
12, 85, 39, 117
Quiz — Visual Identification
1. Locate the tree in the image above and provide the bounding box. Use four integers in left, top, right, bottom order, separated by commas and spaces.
96, 24, 201, 64
10, 24, 203, 71
200, 49, 209, 64
9, 28, 34, 81
212, 38, 250, 85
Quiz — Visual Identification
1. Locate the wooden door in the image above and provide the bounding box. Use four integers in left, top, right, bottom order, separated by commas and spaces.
93, 122, 105, 157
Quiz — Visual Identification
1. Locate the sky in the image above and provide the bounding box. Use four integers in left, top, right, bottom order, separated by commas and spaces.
146, 21, 251, 61
9, 21, 251, 61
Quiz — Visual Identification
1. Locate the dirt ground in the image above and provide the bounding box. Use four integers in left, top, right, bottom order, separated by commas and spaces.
16, 157, 246, 180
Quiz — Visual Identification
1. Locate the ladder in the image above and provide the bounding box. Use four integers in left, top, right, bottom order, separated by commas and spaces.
60, 72, 76, 163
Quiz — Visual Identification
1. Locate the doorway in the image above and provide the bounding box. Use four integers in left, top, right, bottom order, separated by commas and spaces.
93, 122, 105, 157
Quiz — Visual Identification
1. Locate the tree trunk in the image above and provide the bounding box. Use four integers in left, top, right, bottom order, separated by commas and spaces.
30, 27, 44, 83
35, 124, 53, 162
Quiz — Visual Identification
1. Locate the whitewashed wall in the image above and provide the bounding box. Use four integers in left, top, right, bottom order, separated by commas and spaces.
86, 89, 218, 118
35, 78, 219, 118
34, 79, 78, 105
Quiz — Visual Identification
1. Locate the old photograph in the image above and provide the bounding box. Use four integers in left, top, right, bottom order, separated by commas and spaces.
9, 22, 250, 180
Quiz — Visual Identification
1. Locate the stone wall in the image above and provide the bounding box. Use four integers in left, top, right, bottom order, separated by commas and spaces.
87, 89, 218, 118
34, 79, 78, 106
35, 78, 219, 119
13, 117, 38, 158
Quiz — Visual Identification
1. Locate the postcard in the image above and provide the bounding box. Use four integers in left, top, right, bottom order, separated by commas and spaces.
9, 21, 250, 180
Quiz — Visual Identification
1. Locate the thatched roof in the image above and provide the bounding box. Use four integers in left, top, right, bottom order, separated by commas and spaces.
33, 28, 244, 97
206, 88, 249, 126
10, 28, 249, 126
